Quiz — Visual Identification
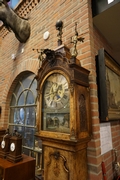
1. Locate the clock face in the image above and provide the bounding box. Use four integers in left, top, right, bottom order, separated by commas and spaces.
43, 73, 69, 110
10, 142, 15, 152
1, 140, 5, 149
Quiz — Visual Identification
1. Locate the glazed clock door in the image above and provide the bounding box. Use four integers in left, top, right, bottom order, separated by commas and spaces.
42, 72, 70, 133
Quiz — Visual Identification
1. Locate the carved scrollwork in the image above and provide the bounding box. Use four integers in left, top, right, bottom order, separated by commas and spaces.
70, 127, 76, 140
47, 151, 69, 179
79, 94, 87, 131
37, 91, 40, 101
69, 83, 74, 95
54, 162, 60, 177
43, 49, 56, 66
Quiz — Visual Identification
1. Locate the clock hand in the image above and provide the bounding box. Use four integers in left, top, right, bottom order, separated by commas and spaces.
45, 84, 59, 97
56, 84, 64, 98
45, 91, 57, 97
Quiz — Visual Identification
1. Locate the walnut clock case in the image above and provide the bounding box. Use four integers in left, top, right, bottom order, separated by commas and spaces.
0, 133, 11, 159
7, 135, 23, 163
36, 45, 92, 180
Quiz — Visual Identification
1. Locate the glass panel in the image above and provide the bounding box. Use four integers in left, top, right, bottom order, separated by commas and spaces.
35, 136, 42, 152
19, 108, 25, 124
9, 125, 24, 138
9, 108, 25, 124
42, 112, 70, 133
22, 147, 42, 170
16, 126, 24, 137
18, 92, 26, 106
22, 147, 30, 156
30, 79, 37, 99
25, 107, 36, 126
22, 148, 37, 157
9, 108, 15, 123
22, 74, 34, 89
10, 108, 25, 125
14, 82, 23, 99
9, 125, 14, 134
24, 127, 35, 148
26, 91, 34, 105
10, 94, 16, 106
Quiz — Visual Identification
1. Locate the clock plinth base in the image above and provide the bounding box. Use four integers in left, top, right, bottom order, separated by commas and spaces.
0, 151, 9, 159
7, 154, 23, 163
40, 137, 90, 180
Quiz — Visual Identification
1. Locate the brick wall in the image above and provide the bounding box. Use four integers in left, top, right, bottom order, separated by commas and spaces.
87, 1, 120, 179
104, 121, 120, 179
0, 0, 120, 179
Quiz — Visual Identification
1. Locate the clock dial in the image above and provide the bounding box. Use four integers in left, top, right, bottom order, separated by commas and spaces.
10, 142, 15, 152
1, 140, 5, 149
44, 73, 69, 110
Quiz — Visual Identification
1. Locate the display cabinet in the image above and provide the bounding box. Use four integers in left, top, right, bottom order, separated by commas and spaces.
0, 154, 35, 180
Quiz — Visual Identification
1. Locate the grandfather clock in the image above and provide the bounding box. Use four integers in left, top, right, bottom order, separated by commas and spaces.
36, 45, 91, 180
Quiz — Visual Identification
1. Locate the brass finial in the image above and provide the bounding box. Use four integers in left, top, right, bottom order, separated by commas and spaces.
70, 22, 84, 63
33, 49, 44, 68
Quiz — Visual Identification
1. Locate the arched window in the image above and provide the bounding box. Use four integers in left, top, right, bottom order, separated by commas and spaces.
9, 73, 42, 159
